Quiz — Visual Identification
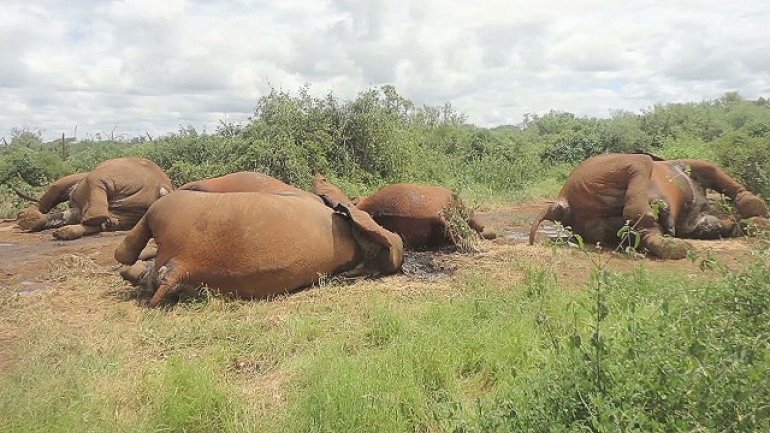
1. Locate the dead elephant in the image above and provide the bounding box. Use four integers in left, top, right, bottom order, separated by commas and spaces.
115, 189, 404, 307
16, 157, 173, 240
529, 153, 769, 259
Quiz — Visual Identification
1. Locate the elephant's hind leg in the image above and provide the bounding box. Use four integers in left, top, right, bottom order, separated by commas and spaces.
147, 261, 188, 308
682, 159, 768, 218
623, 160, 691, 259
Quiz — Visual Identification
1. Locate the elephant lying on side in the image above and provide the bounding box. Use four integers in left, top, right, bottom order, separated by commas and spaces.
16, 157, 173, 240
314, 175, 496, 249
115, 189, 404, 307
179, 171, 322, 203
529, 153, 769, 259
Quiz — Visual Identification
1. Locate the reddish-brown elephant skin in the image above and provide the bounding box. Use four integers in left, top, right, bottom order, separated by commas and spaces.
16, 157, 173, 240
179, 171, 322, 203
114, 190, 404, 308
313, 175, 495, 250
529, 153, 769, 259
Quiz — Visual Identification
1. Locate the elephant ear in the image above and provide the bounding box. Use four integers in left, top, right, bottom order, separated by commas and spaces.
314, 174, 355, 206
321, 195, 404, 274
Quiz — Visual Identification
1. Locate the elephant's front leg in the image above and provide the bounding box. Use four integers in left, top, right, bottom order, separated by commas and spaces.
52, 223, 102, 240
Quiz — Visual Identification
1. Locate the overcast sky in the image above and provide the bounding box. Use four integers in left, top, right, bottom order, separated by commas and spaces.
2, 0, 769, 141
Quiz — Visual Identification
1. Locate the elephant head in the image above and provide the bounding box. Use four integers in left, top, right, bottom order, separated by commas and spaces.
528, 199, 570, 245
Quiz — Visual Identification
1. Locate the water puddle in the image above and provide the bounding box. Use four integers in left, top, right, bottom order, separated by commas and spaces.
504, 223, 560, 243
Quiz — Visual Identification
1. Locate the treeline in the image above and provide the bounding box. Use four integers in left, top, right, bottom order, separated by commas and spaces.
1, 87, 769, 211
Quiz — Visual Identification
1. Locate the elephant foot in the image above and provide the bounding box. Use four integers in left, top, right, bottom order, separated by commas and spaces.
644, 235, 692, 260
53, 224, 100, 240
119, 262, 152, 285
138, 244, 158, 261
735, 191, 768, 218
16, 208, 48, 231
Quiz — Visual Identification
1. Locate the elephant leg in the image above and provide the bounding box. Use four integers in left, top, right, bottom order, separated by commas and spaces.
468, 215, 497, 239
681, 159, 768, 218
44, 208, 82, 229
115, 216, 152, 265
138, 244, 158, 261
52, 224, 101, 240
642, 233, 691, 259
147, 261, 187, 308
119, 261, 152, 285
734, 191, 768, 218
623, 162, 692, 259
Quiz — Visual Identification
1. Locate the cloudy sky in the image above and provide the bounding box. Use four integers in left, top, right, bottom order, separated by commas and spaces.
2, 0, 769, 141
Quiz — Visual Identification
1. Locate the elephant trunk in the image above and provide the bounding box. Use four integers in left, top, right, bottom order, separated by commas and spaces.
528, 200, 569, 245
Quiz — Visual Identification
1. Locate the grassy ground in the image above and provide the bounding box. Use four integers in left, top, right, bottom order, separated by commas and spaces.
1, 227, 769, 432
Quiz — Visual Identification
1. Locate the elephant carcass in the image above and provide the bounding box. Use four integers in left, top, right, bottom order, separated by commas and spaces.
314, 175, 496, 249
125, 171, 323, 271
16, 157, 173, 240
529, 153, 769, 259
179, 171, 321, 203
114, 190, 404, 307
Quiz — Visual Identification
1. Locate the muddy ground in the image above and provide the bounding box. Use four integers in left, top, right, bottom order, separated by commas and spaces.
0, 200, 763, 302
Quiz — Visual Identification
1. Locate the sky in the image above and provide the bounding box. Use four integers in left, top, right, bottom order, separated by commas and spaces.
2, 0, 770, 141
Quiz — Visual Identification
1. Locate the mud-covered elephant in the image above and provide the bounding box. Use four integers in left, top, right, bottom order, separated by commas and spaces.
314, 175, 496, 249
16, 157, 173, 240
114, 189, 404, 307
529, 153, 769, 259
179, 171, 321, 203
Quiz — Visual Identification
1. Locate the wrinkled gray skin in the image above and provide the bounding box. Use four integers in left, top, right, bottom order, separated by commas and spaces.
529, 153, 769, 259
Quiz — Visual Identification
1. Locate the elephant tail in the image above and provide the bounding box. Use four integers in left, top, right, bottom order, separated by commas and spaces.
529, 200, 569, 245
115, 214, 152, 265
11, 186, 39, 203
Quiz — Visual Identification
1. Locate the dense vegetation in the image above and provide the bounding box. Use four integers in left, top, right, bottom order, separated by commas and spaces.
1, 87, 769, 432
2, 87, 769, 218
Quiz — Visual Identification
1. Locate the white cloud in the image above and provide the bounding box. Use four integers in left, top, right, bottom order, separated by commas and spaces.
1, 0, 769, 140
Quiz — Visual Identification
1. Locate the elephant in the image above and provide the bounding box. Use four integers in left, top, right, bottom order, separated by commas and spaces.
179, 171, 322, 203
313, 175, 496, 250
114, 189, 404, 307
16, 157, 173, 240
529, 153, 769, 259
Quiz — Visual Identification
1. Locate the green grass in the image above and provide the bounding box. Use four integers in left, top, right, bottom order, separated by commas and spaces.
2, 244, 769, 432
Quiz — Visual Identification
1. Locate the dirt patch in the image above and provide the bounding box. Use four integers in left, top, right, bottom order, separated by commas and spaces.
0, 222, 124, 294
402, 250, 458, 281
